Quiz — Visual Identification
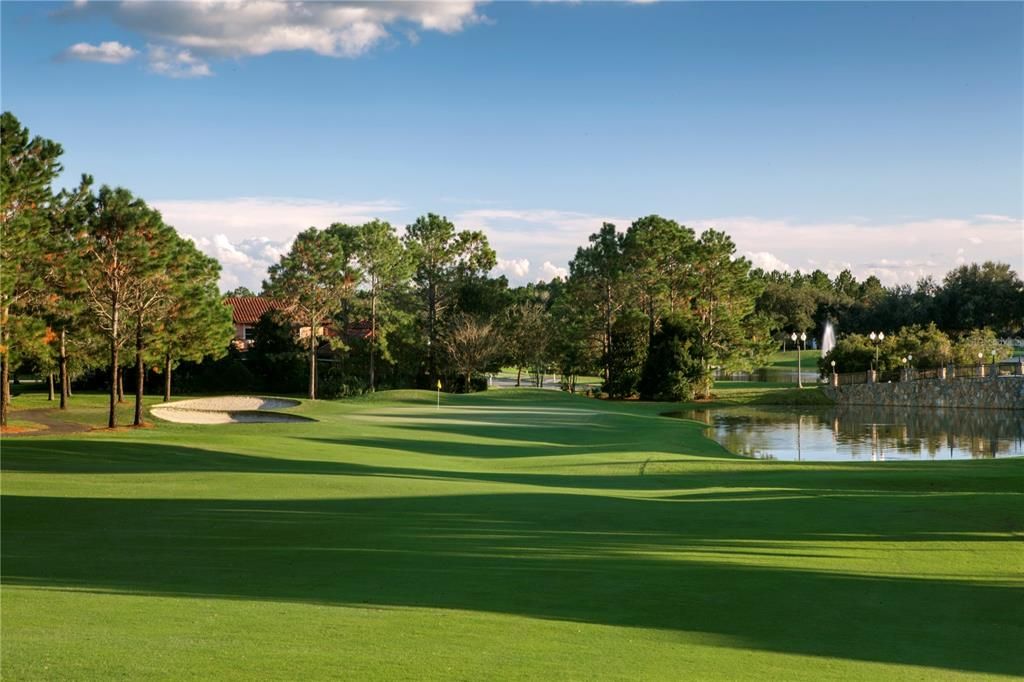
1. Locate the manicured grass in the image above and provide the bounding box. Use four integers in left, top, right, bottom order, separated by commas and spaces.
2, 389, 1022, 679
769, 349, 824, 369
706, 382, 835, 406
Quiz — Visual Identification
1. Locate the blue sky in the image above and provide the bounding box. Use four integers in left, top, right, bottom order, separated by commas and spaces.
2, 1, 1021, 290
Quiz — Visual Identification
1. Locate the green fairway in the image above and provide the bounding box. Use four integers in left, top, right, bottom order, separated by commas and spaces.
2, 390, 1022, 679
770, 350, 823, 369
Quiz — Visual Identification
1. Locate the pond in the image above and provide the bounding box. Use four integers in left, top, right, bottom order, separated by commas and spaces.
666, 405, 1024, 461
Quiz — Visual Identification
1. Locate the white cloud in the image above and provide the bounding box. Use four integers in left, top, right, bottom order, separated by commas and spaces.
461, 208, 1023, 287
495, 258, 530, 278
156, 195, 1023, 292
975, 214, 1017, 223
696, 214, 1023, 286
147, 45, 211, 78
155, 196, 402, 290
61, 40, 137, 63
456, 207, 632, 252
539, 261, 568, 281
744, 251, 791, 273
62, 1, 484, 76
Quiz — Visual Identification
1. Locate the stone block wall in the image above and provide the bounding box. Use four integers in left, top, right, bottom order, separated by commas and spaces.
822, 376, 1024, 410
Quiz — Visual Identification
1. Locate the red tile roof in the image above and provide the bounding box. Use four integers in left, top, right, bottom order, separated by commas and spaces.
224, 297, 286, 325
346, 321, 374, 340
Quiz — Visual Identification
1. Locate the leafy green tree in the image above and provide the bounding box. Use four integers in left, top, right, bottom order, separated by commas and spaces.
621, 215, 695, 341
604, 309, 647, 398
821, 333, 884, 375
0, 112, 63, 426
568, 223, 626, 385
346, 220, 413, 391
755, 277, 818, 341
402, 214, 496, 380
265, 227, 357, 399
504, 300, 552, 387
639, 314, 703, 401
224, 286, 257, 297
890, 323, 953, 370
937, 262, 1024, 335
44, 179, 95, 409
548, 285, 599, 393
951, 328, 1014, 366
77, 186, 170, 428
122, 219, 181, 425
688, 229, 766, 397
151, 242, 233, 402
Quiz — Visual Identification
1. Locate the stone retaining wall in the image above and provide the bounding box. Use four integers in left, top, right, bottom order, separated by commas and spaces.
822, 376, 1024, 409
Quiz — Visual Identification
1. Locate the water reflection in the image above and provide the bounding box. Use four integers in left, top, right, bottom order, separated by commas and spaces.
666, 405, 1024, 461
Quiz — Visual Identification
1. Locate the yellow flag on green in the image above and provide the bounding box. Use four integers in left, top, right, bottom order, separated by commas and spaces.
436, 380, 442, 390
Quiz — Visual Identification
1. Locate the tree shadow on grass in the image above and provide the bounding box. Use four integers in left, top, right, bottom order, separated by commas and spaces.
4, 440, 1024, 500
3, 488, 1023, 676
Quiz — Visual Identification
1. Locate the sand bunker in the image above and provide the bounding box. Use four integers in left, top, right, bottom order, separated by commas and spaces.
150, 396, 312, 424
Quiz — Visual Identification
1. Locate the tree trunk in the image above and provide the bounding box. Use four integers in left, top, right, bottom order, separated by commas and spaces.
516, 366, 522, 387
109, 346, 118, 429
465, 371, 471, 393
308, 320, 317, 400
48, 373, 55, 401
117, 368, 125, 403
648, 298, 656, 345
133, 320, 145, 427
603, 284, 613, 385
369, 290, 376, 392
163, 351, 172, 402
108, 288, 119, 428
0, 353, 8, 428
59, 328, 68, 409
427, 280, 436, 381
0, 305, 8, 427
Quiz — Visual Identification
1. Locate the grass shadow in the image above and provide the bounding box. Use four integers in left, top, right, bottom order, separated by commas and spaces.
3, 488, 1023, 676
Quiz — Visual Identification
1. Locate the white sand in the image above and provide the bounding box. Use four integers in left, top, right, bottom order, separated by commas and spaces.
154, 396, 299, 411
150, 396, 307, 424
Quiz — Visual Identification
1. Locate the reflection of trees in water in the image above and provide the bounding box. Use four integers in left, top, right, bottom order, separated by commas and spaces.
669, 406, 1023, 460
831, 404, 1023, 458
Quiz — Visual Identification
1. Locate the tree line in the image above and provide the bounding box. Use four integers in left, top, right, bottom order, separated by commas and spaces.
754, 262, 1024, 345
221, 214, 771, 403
1, 112, 232, 428
5, 110, 1022, 425
167, 221, 1024, 401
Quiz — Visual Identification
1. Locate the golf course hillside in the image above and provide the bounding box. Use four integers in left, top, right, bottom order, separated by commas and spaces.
3, 389, 1022, 680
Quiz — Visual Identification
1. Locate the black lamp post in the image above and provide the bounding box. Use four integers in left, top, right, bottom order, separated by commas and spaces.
791, 331, 807, 388
869, 331, 885, 371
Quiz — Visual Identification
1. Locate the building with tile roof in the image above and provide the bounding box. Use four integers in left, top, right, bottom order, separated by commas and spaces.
224, 297, 286, 350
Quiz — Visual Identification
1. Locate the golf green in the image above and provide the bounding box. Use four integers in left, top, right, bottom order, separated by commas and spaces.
2, 389, 1022, 679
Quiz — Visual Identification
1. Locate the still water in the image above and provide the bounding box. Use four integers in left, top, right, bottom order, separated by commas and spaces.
666, 405, 1024, 461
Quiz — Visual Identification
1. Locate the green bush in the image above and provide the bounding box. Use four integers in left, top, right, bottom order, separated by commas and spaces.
951, 329, 1014, 365
639, 314, 703, 401
604, 310, 647, 398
